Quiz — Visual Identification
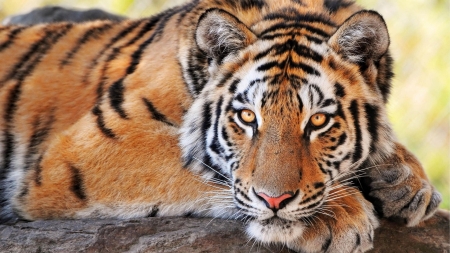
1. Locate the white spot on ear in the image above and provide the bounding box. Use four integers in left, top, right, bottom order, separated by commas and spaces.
337, 24, 377, 63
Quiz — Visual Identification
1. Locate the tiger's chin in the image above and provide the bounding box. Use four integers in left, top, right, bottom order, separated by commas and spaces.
246, 217, 306, 244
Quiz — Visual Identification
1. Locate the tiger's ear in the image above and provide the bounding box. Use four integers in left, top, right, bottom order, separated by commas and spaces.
196, 8, 257, 62
328, 10, 389, 63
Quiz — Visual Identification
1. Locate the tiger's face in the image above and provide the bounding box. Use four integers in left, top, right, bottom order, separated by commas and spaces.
181, 9, 393, 242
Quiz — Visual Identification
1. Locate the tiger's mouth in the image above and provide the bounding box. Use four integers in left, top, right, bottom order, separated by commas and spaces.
258, 216, 294, 226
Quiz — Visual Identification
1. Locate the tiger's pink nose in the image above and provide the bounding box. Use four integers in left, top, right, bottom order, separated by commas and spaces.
256, 192, 294, 210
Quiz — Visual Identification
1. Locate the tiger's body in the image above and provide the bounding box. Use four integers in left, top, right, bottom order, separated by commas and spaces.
0, 0, 441, 252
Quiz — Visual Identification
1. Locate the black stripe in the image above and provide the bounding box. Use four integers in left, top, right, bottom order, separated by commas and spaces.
355, 233, 361, 247
336, 101, 346, 120
237, 0, 266, 10
237, 188, 252, 202
314, 182, 324, 189
2, 24, 72, 175
125, 8, 179, 76
297, 93, 303, 113
235, 93, 249, 104
0, 27, 26, 53
24, 113, 54, 171
221, 125, 231, 146
364, 103, 379, 151
69, 165, 87, 200
260, 23, 330, 38
291, 0, 307, 5
334, 82, 346, 97
293, 44, 323, 62
321, 98, 336, 108
304, 34, 325, 44
186, 48, 209, 95
318, 162, 329, 176
310, 84, 324, 105
60, 23, 113, 67
249, 78, 264, 88
2, 84, 23, 174
201, 153, 225, 180
290, 61, 320, 76
94, 19, 158, 100
142, 98, 174, 126
210, 97, 225, 156
349, 100, 363, 162
2, 24, 73, 84
337, 133, 347, 146
212, 169, 230, 184
82, 20, 142, 85
263, 11, 335, 27
322, 224, 333, 252
299, 188, 325, 204
288, 74, 308, 90
217, 72, 233, 88
94, 16, 165, 101
254, 40, 294, 61
201, 102, 213, 137
228, 79, 240, 93
257, 61, 279, 72
34, 154, 44, 185
176, 0, 200, 24
147, 205, 159, 217
109, 79, 128, 119
324, 0, 354, 13
92, 105, 117, 138
235, 195, 254, 210
18, 183, 28, 199
200, 102, 213, 170
304, 198, 323, 210
94, 9, 179, 101
254, 44, 277, 61
260, 32, 324, 44
308, 88, 314, 109
183, 212, 194, 217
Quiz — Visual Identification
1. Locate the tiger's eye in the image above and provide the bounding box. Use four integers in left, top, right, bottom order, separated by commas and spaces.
310, 113, 327, 127
240, 109, 256, 124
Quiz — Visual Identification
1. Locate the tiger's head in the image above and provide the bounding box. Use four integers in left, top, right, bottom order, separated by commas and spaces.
180, 7, 394, 243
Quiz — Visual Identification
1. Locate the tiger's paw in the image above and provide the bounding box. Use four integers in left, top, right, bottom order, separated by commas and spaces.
365, 143, 442, 226
287, 187, 378, 253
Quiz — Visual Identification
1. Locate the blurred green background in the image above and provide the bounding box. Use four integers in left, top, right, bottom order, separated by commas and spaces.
0, 0, 448, 209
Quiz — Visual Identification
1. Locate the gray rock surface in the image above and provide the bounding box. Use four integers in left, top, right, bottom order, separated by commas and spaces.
2, 6, 125, 25
0, 210, 448, 253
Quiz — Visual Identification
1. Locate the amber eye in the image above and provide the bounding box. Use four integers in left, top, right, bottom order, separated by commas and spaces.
239, 109, 256, 124
310, 113, 327, 127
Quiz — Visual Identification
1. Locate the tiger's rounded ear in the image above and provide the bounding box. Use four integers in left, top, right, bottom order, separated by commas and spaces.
196, 8, 257, 62
328, 10, 389, 63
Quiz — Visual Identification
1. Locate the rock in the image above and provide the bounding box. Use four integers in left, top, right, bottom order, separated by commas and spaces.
2, 6, 125, 25
369, 209, 450, 253
0, 210, 448, 253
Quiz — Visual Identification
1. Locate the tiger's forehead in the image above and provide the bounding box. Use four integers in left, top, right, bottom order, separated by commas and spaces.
232, 34, 336, 116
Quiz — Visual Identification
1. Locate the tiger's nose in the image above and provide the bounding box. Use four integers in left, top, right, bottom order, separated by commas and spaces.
255, 191, 295, 210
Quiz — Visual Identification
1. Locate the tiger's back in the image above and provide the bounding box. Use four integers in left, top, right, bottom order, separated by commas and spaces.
0, 13, 195, 218
0, 1, 441, 252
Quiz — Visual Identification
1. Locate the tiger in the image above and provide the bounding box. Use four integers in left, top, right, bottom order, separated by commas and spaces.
0, 0, 442, 252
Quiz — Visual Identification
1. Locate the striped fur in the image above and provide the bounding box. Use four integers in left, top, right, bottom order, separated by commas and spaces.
0, 1, 441, 252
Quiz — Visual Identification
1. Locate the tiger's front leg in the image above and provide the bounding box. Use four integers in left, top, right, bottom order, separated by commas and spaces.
364, 142, 441, 226
287, 186, 378, 253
